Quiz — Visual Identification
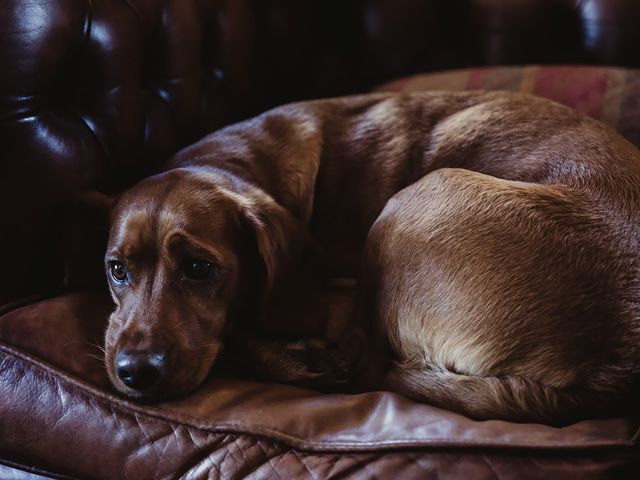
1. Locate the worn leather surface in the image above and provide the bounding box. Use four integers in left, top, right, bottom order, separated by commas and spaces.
1, 293, 638, 478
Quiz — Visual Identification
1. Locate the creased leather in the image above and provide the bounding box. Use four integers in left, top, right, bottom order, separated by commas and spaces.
0, 293, 638, 479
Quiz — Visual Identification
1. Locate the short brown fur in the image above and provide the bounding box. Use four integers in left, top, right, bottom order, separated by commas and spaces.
104, 91, 640, 424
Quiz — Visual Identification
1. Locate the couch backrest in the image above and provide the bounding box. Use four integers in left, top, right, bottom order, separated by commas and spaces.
2, 0, 640, 302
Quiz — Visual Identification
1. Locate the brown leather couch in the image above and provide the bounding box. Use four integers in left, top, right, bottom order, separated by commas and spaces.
1, 1, 639, 478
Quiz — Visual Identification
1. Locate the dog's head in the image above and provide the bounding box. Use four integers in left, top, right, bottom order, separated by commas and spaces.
102, 167, 295, 399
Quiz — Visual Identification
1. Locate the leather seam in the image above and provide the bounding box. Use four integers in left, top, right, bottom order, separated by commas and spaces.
0, 342, 637, 453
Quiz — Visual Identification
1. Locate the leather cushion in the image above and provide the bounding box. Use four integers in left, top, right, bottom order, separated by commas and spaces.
1, 292, 638, 478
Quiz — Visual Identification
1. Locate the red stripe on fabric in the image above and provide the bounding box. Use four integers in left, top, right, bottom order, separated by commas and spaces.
533, 67, 608, 119
466, 68, 491, 89
379, 77, 411, 92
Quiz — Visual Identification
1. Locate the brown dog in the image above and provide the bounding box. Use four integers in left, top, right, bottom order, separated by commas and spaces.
103, 91, 640, 424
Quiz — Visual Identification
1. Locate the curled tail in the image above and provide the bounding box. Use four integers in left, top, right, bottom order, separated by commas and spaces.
384, 362, 610, 424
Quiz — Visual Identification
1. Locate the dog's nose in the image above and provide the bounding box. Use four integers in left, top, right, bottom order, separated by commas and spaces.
115, 350, 166, 391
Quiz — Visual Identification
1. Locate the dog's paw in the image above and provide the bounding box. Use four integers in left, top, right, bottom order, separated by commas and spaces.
299, 339, 352, 384
245, 337, 353, 389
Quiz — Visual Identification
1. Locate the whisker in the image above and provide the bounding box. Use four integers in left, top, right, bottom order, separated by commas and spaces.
89, 343, 107, 355
85, 353, 106, 362
64, 340, 94, 347
64, 341, 107, 357
88, 343, 107, 356
210, 354, 234, 360
173, 320, 191, 331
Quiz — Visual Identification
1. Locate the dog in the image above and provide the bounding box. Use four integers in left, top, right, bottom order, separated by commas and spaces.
101, 91, 640, 424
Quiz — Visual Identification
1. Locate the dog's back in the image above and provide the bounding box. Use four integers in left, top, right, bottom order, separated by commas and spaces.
356, 93, 640, 423
119, 91, 640, 422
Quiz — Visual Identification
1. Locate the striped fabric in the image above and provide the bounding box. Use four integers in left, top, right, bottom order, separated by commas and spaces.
376, 66, 640, 148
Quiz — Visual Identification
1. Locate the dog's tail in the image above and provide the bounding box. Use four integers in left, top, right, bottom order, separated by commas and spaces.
384, 362, 608, 424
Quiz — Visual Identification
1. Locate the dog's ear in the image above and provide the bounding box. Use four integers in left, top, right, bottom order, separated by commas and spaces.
238, 193, 303, 292
76, 191, 117, 225
64, 191, 118, 291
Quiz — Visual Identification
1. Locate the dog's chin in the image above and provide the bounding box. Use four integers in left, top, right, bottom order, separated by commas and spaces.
108, 374, 210, 402
106, 360, 216, 402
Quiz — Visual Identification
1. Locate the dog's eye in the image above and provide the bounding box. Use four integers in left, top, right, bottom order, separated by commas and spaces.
183, 258, 214, 281
109, 261, 128, 283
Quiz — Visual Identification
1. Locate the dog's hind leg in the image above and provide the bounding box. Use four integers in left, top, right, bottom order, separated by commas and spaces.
383, 359, 607, 424
362, 168, 625, 423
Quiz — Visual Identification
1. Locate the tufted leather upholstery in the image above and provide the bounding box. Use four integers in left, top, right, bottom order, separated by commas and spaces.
0, 0, 263, 301
3, 0, 640, 302
2, 1, 640, 478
